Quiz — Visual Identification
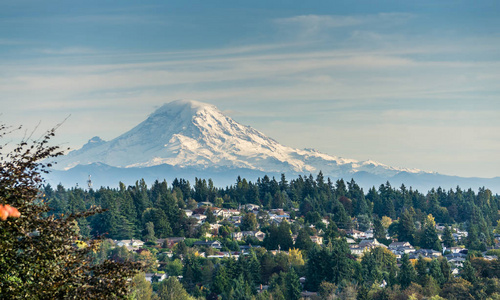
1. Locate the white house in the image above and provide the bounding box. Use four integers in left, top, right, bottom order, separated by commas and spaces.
145, 273, 167, 283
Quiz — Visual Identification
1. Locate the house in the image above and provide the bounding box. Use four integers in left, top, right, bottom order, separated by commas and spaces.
453, 230, 468, 242
310, 236, 323, 245
349, 244, 364, 256
193, 240, 222, 249
364, 229, 374, 239
230, 215, 242, 224
410, 249, 442, 259
192, 214, 207, 223
114, 239, 144, 251
389, 241, 412, 249
243, 204, 260, 211
156, 237, 185, 248
232, 230, 266, 241
198, 201, 213, 208
447, 257, 466, 268
346, 238, 356, 244
358, 239, 387, 249
388, 241, 415, 258
350, 239, 387, 256
231, 232, 243, 240
209, 223, 222, 234
184, 210, 193, 217
145, 273, 167, 283
346, 229, 366, 239
445, 246, 466, 254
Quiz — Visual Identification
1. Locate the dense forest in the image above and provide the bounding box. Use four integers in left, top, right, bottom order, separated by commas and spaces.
47, 174, 499, 250
41, 173, 500, 299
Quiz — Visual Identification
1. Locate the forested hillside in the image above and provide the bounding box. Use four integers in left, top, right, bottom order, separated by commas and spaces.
43, 173, 500, 299
47, 174, 499, 250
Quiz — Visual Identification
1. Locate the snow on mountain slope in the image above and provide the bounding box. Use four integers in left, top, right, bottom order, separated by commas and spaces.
53, 99, 426, 177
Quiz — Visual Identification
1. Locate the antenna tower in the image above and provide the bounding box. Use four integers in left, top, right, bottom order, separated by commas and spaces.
87, 175, 92, 189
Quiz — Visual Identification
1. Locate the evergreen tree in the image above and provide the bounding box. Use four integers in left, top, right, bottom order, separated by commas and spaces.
373, 217, 386, 241
416, 256, 428, 284
285, 268, 302, 300
294, 228, 313, 252
461, 259, 476, 284
277, 220, 293, 251
398, 253, 417, 288
419, 215, 442, 251
212, 266, 230, 296
398, 209, 416, 243
205, 207, 217, 224
439, 257, 451, 285
142, 208, 172, 238
442, 225, 455, 248
329, 238, 356, 284
229, 274, 253, 300
429, 259, 445, 286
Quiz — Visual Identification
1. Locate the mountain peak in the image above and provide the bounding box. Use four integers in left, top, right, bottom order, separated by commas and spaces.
53, 99, 427, 178
151, 100, 218, 119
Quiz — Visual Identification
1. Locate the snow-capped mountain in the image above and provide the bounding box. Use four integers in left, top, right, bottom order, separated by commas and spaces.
53, 100, 426, 178
47, 99, 500, 192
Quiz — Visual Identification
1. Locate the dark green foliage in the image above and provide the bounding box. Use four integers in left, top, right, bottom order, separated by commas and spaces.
442, 224, 455, 248
361, 247, 398, 286
294, 228, 313, 251
397, 209, 416, 244
285, 268, 302, 300
240, 212, 258, 231
398, 253, 417, 288
461, 259, 477, 283
0, 124, 141, 299
373, 217, 386, 241
305, 238, 357, 291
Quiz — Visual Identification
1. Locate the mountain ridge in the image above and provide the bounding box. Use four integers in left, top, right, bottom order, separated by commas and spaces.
46, 100, 500, 192
53, 99, 425, 178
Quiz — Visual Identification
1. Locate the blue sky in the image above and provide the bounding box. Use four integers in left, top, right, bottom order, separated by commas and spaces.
1, 0, 500, 178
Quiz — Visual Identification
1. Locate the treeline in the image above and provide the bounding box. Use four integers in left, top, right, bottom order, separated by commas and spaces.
45, 173, 499, 248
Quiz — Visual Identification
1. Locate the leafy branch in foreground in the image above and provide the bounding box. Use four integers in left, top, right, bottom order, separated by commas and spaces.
0, 124, 141, 299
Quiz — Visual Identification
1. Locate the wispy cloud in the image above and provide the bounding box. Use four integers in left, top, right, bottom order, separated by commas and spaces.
36, 47, 98, 55
274, 13, 414, 37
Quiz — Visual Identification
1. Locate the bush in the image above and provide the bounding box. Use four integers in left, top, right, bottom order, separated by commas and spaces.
0, 124, 141, 298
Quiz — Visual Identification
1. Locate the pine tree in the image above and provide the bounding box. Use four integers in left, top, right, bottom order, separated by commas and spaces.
205, 207, 217, 224
398, 253, 417, 288
419, 215, 442, 251
373, 217, 386, 241
398, 209, 416, 243
285, 268, 302, 300
416, 256, 428, 284
294, 228, 313, 251
461, 260, 476, 284
212, 266, 230, 295
429, 259, 445, 286
277, 220, 293, 250
442, 225, 455, 248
